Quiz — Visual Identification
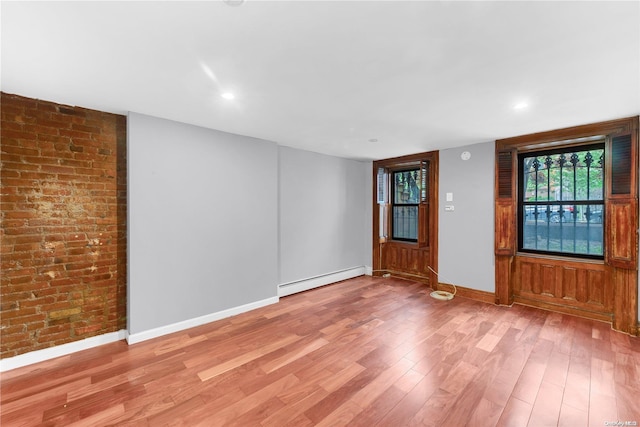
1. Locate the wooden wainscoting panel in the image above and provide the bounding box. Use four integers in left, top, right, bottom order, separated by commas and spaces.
387, 245, 397, 269
576, 269, 588, 304
612, 267, 639, 335
560, 266, 577, 302
494, 202, 515, 255
411, 246, 420, 272
587, 268, 607, 308
494, 256, 513, 306
518, 261, 533, 294
607, 199, 638, 268
408, 247, 421, 272
379, 242, 431, 283
514, 255, 611, 322
421, 250, 431, 273
399, 247, 408, 270
540, 264, 555, 296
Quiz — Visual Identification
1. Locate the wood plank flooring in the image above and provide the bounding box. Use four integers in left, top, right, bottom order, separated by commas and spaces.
2, 276, 639, 426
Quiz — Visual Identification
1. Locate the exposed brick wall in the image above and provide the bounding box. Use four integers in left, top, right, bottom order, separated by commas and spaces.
1, 93, 127, 359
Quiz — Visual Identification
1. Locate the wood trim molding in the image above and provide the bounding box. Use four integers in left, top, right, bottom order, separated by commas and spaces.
496, 116, 637, 150
372, 151, 439, 286
494, 256, 513, 306
434, 282, 496, 305
494, 116, 639, 334
611, 267, 639, 335
375, 270, 430, 285
513, 295, 613, 324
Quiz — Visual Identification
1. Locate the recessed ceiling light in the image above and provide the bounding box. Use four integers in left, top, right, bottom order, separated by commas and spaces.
514, 101, 528, 110
221, 92, 235, 100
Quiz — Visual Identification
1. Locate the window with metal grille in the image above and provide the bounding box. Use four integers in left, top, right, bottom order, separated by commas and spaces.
392, 169, 420, 241
518, 143, 604, 258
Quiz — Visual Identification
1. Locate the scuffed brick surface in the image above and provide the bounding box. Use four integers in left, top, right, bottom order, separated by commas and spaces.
1, 92, 127, 358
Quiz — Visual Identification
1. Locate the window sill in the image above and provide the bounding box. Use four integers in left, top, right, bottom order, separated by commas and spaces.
390, 240, 419, 246
516, 251, 604, 264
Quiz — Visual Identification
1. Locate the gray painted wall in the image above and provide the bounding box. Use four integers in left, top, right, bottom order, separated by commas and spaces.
278, 146, 371, 284
438, 141, 495, 293
128, 110, 636, 331
128, 113, 279, 334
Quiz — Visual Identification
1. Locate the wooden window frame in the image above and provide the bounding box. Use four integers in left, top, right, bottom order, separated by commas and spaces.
495, 116, 639, 335
373, 152, 438, 284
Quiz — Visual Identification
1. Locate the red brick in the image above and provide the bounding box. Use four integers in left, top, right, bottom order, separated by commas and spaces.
1, 307, 38, 320
38, 135, 72, 144
0, 153, 24, 162
37, 331, 71, 343
1, 92, 127, 359
1, 129, 38, 140
59, 128, 92, 139
1, 333, 31, 345
26, 322, 46, 331
1, 145, 39, 156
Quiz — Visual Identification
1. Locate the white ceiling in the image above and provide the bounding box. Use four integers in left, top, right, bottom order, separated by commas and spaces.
2, 1, 639, 161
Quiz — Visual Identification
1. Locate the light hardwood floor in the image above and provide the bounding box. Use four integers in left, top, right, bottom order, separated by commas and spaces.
1, 276, 639, 426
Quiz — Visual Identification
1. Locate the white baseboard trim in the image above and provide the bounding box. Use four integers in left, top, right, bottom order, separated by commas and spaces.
364, 265, 373, 276
278, 266, 365, 297
0, 330, 127, 372
126, 296, 280, 345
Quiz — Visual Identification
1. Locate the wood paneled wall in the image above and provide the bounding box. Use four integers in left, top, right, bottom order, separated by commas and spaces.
514, 255, 612, 322
495, 116, 639, 335
372, 152, 438, 284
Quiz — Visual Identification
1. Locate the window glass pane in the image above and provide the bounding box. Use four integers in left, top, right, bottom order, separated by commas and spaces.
520, 145, 604, 258
392, 206, 418, 240
394, 170, 420, 205
522, 204, 603, 256
522, 149, 604, 203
